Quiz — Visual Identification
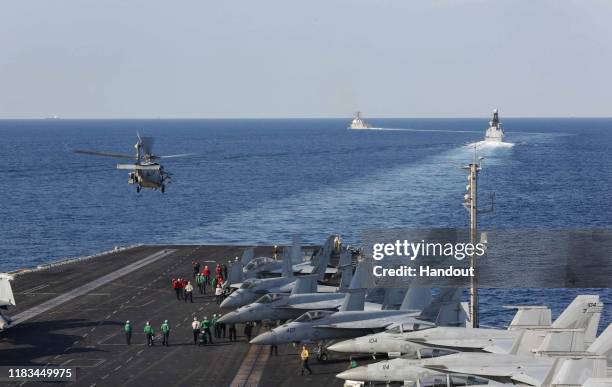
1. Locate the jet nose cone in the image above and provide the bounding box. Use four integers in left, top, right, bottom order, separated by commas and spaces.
220, 294, 239, 309
250, 331, 277, 346
336, 366, 369, 381
328, 339, 355, 353
217, 312, 237, 325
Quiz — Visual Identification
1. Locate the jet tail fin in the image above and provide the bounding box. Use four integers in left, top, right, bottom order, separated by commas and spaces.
418, 288, 464, 325
348, 258, 371, 290
399, 286, 431, 311
504, 306, 552, 330
281, 246, 294, 278
587, 323, 612, 363
510, 295, 603, 355
241, 247, 254, 266
340, 289, 366, 312
382, 288, 408, 310
312, 235, 337, 281
291, 275, 318, 295
338, 250, 354, 291
551, 295, 603, 347
290, 235, 302, 264
542, 357, 607, 387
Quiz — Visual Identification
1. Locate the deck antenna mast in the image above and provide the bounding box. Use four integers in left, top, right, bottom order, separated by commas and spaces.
462, 143, 494, 328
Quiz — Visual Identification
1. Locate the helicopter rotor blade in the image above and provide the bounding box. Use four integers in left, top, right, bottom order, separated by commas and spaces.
74, 150, 137, 160
139, 136, 154, 155
154, 153, 194, 159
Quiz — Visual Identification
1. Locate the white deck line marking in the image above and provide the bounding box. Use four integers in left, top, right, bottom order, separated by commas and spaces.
21, 284, 49, 294
126, 356, 133, 363
230, 345, 270, 387
10, 249, 176, 326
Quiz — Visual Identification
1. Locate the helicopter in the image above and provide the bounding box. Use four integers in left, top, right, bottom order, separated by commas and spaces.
74, 134, 188, 193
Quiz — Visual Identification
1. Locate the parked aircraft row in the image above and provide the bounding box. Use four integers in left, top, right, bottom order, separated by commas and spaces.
219, 237, 611, 386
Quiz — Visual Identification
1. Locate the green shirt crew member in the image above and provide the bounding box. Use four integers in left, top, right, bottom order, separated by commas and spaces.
124, 320, 132, 345
144, 322, 155, 347
201, 316, 213, 344
161, 320, 171, 346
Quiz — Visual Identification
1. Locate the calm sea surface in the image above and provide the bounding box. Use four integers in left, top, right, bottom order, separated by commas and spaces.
1, 118, 610, 327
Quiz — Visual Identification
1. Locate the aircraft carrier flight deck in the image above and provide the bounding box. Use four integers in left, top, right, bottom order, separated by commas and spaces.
0, 245, 370, 387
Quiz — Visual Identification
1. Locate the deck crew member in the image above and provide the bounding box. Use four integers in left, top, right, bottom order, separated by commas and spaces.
144, 322, 155, 347
172, 278, 181, 300
201, 316, 213, 344
193, 261, 201, 278
161, 320, 170, 346
212, 314, 220, 338
228, 323, 237, 342
244, 321, 253, 342
300, 345, 313, 375
184, 281, 194, 303
191, 317, 201, 345
218, 313, 226, 338
203, 265, 211, 285
124, 320, 132, 345
195, 273, 204, 294
222, 263, 228, 280
215, 284, 223, 305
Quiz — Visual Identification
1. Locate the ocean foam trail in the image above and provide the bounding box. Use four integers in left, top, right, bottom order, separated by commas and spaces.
364, 127, 566, 137
466, 140, 516, 148
173, 143, 493, 246
361, 127, 481, 134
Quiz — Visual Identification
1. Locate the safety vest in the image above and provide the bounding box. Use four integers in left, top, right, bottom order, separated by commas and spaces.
300, 348, 309, 361
161, 323, 170, 333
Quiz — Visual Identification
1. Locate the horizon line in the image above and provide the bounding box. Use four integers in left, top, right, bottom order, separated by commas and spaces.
1, 115, 612, 120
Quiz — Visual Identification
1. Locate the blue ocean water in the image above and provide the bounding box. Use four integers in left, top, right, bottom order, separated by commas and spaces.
0, 118, 610, 328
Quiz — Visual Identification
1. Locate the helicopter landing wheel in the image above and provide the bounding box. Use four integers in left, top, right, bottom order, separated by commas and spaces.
161, 185, 165, 193
136, 186, 141, 193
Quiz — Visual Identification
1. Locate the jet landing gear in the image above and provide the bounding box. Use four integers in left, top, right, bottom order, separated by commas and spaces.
315, 342, 329, 362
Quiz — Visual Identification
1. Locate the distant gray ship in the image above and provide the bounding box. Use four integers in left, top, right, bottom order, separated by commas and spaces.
484, 109, 505, 142
348, 111, 372, 130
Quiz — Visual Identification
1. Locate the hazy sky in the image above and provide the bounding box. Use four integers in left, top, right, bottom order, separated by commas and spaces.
1, 0, 611, 118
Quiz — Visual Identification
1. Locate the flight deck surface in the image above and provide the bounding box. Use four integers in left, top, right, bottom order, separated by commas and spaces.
0, 246, 370, 387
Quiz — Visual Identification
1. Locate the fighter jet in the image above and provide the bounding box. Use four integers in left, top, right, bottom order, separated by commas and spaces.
0, 274, 15, 330
249, 286, 466, 349
242, 236, 340, 278
218, 258, 409, 325
329, 296, 600, 357
220, 235, 337, 309
336, 297, 606, 384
